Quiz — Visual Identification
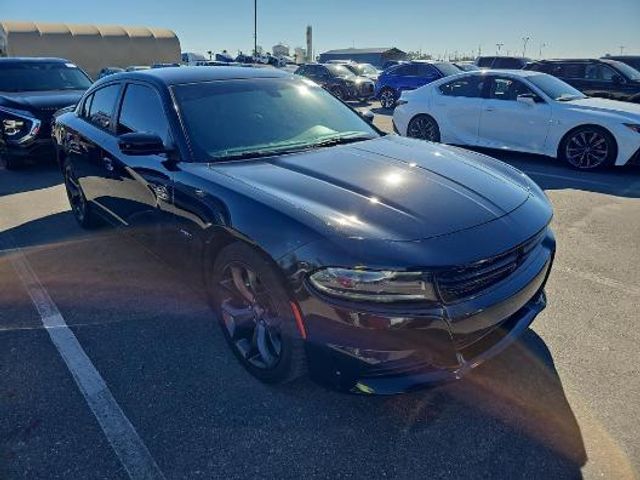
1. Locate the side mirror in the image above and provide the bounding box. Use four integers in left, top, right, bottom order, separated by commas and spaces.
118, 132, 166, 156
612, 74, 624, 85
361, 110, 375, 123
516, 94, 536, 106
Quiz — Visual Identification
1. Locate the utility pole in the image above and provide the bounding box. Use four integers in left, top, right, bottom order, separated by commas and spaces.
522, 36, 531, 57
478, 44, 482, 57
539, 42, 548, 58
496, 43, 504, 55
253, 0, 258, 58
619, 45, 625, 55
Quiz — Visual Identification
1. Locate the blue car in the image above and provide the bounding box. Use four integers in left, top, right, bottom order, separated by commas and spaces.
375, 61, 461, 109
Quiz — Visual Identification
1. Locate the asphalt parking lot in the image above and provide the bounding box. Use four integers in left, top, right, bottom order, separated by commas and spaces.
1, 102, 639, 480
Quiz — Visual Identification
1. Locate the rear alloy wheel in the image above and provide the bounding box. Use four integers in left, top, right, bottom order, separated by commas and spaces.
63, 161, 98, 228
379, 88, 397, 109
560, 127, 616, 170
407, 115, 441, 143
211, 243, 306, 384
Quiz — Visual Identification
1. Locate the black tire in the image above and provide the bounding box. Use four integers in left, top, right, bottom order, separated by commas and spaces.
1, 153, 22, 170
558, 126, 617, 171
210, 242, 307, 384
379, 88, 397, 109
63, 160, 99, 228
407, 114, 441, 143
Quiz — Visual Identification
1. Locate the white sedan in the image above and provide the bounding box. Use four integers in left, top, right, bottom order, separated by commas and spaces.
393, 70, 640, 170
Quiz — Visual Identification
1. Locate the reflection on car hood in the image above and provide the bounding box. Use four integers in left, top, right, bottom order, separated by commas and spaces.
566, 97, 640, 117
204, 136, 532, 241
0, 90, 85, 115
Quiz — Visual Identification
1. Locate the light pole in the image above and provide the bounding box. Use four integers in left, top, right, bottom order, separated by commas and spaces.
254, 0, 258, 58
522, 36, 530, 57
539, 42, 548, 58
619, 45, 625, 55
496, 43, 504, 55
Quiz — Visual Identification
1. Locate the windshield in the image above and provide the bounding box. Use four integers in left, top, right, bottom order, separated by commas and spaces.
607, 60, 640, 81
527, 74, 587, 101
0, 63, 93, 92
326, 64, 356, 78
356, 64, 378, 75
173, 77, 378, 161
433, 62, 462, 76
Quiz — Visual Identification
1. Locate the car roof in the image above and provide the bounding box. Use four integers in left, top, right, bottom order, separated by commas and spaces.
0, 57, 72, 64
96, 66, 290, 87
458, 69, 543, 78
534, 58, 602, 63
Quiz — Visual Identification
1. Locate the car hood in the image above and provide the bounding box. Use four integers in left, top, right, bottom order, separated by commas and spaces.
565, 97, 640, 117
203, 136, 531, 242
0, 90, 86, 116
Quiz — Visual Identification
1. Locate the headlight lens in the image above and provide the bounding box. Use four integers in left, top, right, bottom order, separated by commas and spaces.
623, 123, 640, 133
308, 268, 437, 303
0, 109, 40, 143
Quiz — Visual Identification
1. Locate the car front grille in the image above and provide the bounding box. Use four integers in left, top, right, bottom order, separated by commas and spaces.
436, 230, 545, 304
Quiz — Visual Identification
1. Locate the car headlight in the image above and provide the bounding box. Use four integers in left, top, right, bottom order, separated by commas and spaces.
308, 268, 438, 303
623, 123, 640, 133
0, 108, 40, 143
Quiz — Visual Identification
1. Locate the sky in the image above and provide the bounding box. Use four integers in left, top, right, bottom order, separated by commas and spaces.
2, 0, 639, 59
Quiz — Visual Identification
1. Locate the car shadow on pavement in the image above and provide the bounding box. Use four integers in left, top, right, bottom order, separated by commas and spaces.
0, 163, 63, 197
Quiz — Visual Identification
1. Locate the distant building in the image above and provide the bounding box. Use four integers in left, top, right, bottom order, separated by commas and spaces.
318, 47, 407, 67
272, 43, 289, 57
0, 21, 180, 78
294, 47, 306, 64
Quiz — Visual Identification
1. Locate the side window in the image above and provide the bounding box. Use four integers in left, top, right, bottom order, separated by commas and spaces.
392, 65, 413, 76
495, 58, 524, 69
439, 77, 485, 98
415, 64, 437, 78
585, 64, 617, 82
488, 78, 536, 101
556, 63, 586, 79
87, 84, 121, 130
117, 84, 170, 145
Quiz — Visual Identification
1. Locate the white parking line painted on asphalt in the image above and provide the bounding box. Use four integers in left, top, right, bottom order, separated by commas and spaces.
5, 240, 166, 480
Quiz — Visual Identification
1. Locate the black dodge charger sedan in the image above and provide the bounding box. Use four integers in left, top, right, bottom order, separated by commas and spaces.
0, 57, 93, 169
53, 67, 555, 394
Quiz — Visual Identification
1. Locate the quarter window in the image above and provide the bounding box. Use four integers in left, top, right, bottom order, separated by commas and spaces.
439, 77, 485, 97
117, 84, 170, 145
87, 84, 121, 130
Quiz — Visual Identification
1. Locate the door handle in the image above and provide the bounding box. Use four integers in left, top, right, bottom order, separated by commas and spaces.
103, 157, 114, 172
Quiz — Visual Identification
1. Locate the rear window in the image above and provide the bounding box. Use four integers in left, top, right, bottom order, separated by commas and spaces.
0, 62, 93, 92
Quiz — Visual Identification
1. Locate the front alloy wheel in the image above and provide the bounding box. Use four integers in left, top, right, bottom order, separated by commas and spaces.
407, 115, 441, 142
379, 88, 397, 109
562, 128, 615, 170
211, 243, 306, 384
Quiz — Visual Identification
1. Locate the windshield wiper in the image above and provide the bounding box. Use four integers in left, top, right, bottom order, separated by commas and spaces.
308, 134, 375, 149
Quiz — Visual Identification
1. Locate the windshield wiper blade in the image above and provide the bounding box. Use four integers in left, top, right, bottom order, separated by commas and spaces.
310, 134, 374, 148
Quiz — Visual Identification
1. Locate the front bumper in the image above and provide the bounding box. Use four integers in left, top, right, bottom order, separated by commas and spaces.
296, 229, 555, 395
